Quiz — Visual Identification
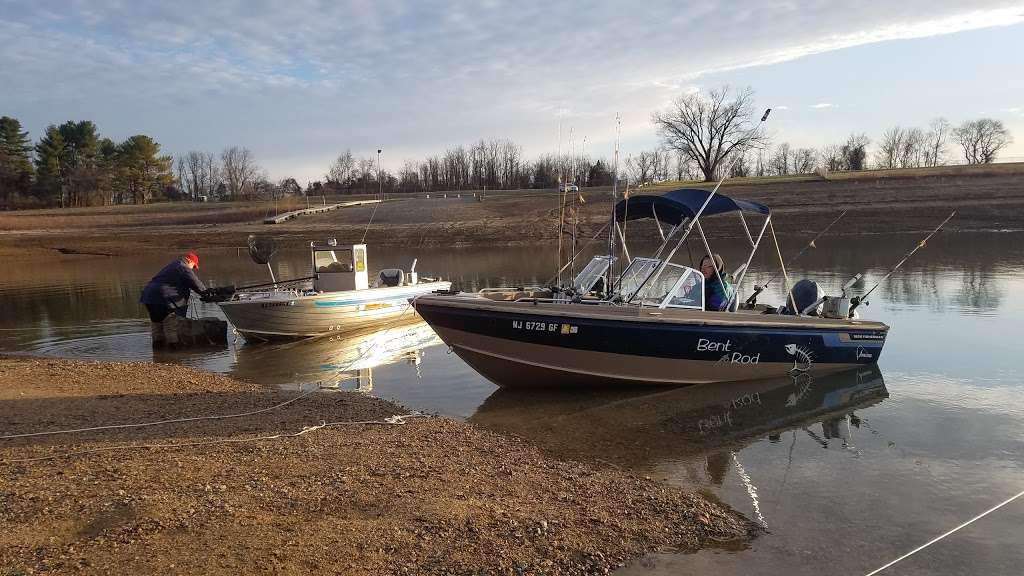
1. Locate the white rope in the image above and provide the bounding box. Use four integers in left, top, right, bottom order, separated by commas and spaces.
0, 388, 321, 440
863, 489, 1024, 576
3, 413, 428, 463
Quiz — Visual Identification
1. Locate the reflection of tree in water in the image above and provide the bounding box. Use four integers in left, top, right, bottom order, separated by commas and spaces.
878, 262, 1003, 314
882, 269, 946, 313
954, 267, 1004, 311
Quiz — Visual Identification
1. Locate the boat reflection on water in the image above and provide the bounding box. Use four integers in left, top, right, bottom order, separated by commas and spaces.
469, 366, 888, 472
226, 318, 443, 391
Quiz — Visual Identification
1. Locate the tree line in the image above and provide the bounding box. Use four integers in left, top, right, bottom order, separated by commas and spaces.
0, 118, 177, 208
0, 89, 1015, 208
314, 140, 617, 196
650, 86, 1014, 182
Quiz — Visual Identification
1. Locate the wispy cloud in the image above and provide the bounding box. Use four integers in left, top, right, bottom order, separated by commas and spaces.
810, 103, 837, 109
1, 1, 1021, 180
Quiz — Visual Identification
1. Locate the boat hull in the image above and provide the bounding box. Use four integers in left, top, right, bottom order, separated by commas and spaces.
413, 295, 888, 387
218, 281, 451, 341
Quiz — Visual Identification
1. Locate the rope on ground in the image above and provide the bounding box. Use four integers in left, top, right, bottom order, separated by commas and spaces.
862, 489, 1024, 576
0, 388, 322, 440
0, 307, 422, 441
2, 413, 429, 464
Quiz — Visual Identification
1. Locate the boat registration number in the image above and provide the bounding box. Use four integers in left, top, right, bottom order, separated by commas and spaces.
512, 321, 578, 334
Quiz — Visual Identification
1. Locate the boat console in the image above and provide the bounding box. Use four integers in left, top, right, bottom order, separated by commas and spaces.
312, 241, 368, 292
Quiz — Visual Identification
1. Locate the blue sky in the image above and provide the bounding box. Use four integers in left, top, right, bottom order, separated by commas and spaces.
2, 0, 1022, 182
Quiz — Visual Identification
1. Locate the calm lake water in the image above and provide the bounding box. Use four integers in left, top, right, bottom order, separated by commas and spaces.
2, 232, 1022, 575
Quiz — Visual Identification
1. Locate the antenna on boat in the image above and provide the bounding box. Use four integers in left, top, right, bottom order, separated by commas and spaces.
848, 211, 956, 316
606, 113, 622, 295
555, 113, 565, 286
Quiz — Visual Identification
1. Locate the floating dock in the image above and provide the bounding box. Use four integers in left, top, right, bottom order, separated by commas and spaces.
263, 199, 381, 224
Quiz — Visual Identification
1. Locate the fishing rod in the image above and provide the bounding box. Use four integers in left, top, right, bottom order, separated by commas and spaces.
746, 209, 849, 306
847, 210, 956, 315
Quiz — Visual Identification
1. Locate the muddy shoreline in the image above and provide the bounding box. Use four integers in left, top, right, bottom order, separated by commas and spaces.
1, 168, 1022, 260
0, 357, 757, 575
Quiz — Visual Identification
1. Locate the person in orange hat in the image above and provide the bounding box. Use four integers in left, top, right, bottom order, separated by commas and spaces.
140, 252, 207, 348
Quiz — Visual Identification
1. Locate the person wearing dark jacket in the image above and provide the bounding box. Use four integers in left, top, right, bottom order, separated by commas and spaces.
700, 253, 733, 312
140, 252, 206, 347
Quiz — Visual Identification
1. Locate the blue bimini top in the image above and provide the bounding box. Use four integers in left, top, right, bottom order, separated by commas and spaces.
614, 188, 770, 226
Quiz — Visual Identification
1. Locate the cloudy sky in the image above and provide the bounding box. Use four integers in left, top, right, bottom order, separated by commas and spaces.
3, 0, 1023, 182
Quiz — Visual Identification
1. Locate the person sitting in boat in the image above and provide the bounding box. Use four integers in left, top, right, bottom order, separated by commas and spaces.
700, 253, 733, 311
140, 252, 206, 348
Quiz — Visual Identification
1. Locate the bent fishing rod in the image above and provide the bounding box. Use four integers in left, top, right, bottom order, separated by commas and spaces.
745, 208, 848, 306
847, 210, 957, 315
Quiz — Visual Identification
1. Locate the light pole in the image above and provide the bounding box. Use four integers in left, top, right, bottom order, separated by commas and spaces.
377, 149, 383, 201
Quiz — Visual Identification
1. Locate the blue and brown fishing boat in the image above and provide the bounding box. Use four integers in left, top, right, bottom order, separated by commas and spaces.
413, 188, 888, 387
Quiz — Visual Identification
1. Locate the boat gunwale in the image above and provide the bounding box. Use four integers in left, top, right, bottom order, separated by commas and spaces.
413, 294, 890, 332
218, 280, 452, 307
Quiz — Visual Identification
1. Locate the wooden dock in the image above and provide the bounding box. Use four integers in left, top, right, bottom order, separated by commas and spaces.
263, 199, 381, 224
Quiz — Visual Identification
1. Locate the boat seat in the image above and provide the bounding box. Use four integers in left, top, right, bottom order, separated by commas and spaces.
378, 268, 404, 287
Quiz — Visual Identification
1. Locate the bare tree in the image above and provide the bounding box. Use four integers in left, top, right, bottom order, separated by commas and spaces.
954, 118, 1012, 164
819, 143, 845, 172
627, 151, 659, 186
791, 148, 817, 174
875, 127, 905, 169
221, 146, 259, 200
327, 150, 355, 185
769, 143, 791, 176
652, 86, 768, 181
176, 151, 219, 201
898, 128, 925, 168
922, 117, 950, 167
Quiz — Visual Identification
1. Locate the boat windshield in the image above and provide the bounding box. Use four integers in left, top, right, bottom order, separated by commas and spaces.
631, 263, 705, 310
616, 257, 661, 301
573, 256, 616, 293
662, 266, 703, 309
314, 248, 352, 273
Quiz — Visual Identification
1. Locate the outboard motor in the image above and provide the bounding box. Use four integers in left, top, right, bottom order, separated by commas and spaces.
377, 268, 404, 287
783, 279, 823, 316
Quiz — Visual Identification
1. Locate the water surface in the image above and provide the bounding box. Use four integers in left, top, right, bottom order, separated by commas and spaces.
1, 232, 1022, 575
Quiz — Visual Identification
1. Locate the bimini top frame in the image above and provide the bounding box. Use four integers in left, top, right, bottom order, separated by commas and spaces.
609, 186, 792, 313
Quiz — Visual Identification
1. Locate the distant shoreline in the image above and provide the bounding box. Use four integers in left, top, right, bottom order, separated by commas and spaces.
1, 163, 1022, 260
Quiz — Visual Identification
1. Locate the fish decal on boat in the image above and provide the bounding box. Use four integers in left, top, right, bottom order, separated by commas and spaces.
785, 343, 814, 373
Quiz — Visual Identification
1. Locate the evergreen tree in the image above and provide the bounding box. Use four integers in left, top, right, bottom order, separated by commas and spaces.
0, 116, 35, 205
33, 125, 66, 205
117, 135, 173, 204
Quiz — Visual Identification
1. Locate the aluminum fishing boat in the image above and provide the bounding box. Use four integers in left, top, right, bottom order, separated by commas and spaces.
413, 188, 889, 387
216, 240, 450, 341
